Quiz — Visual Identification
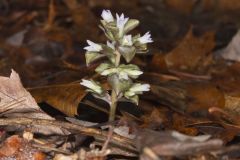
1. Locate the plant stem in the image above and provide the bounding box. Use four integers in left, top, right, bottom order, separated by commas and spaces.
109, 89, 117, 121
115, 50, 121, 67
108, 49, 121, 121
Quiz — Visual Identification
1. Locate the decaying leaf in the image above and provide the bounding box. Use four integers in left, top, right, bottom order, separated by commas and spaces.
186, 82, 225, 115
0, 70, 67, 135
29, 83, 87, 117
164, 0, 196, 15
217, 30, 240, 62
0, 135, 46, 160
0, 70, 53, 120
165, 28, 215, 71
224, 95, 240, 117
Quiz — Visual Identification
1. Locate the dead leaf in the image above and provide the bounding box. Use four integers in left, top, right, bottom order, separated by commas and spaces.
136, 129, 223, 156
29, 83, 87, 117
224, 95, 240, 117
165, 28, 215, 71
186, 82, 225, 115
0, 70, 53, 120
164, 0, 195, 15
0, 135, 46, 160
217, 30, 240, 62
0, 70, 67, 135
140, 108, 168, 130
171, 113, 198, 136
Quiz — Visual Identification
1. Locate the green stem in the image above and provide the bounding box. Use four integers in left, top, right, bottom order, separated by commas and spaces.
115, 49, 121, 67
109, 89, 117, 121
108, 49, 121, 121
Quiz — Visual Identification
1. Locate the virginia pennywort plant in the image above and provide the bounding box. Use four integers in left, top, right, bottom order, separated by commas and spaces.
80, 10, 152, 121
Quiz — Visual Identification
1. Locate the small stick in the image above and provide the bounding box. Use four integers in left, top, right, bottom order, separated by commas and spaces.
0, 117, 137, 153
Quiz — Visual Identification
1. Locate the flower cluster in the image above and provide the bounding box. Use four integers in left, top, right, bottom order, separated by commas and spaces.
80, 10, 152, 121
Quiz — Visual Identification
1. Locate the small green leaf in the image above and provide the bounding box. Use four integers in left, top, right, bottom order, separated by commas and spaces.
127, 95, 139, 105
95, 63, 112, 74
119, 64, 143, 79
99, 24, 115, 41
118, 46, 136, 63
85, 52, 104, 66
124, 19, 139, 34
80, 79, 104, 95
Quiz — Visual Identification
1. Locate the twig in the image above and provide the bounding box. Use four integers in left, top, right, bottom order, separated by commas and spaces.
0, 117, 137, 153
101, 126, 114, 151
32, 143, 71, 155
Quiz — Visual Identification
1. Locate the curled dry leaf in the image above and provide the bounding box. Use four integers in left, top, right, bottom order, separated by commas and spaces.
29, 83, 87, 117
0, 70, 67, 135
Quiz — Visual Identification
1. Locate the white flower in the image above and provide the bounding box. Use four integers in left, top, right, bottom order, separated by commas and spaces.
101, 68, 118, 76
138, 32, 153, 44
116, 13, 129, 35
130, 83, 150, 92
124, 69, 143, 77
80, 79, 103, 94
100, 66, 142, 80
126, 83, 150, 96
107, 41, 115, 50
119, 69, 142, 80
122, 35, 133, 46
84, 40, 103, 52
119, 72, 129, 80
101, 10, 114, 23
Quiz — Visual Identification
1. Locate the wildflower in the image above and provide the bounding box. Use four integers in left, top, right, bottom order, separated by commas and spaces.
122, 35, 133, 46
107, 41, 115, 50
125, 83, 150, 96
138, 32, 153, 44
116, 13, 129, 36
123, 69, 143, 78
97, 64, 143, 80
101, 10, 114, 23
80, 79, 103, 94
84, 40, 103, 52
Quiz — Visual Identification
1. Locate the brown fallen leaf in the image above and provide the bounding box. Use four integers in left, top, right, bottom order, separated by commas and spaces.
140, 108, 168, 130
171, 113, 198, 136
0, 70, 67, 135
186, 82, 225, 115
224, 95, 240, 117
165, 28, 215, 72
29, 83, 87, 117
164, 0, 196, 15
0, 69, 53, 120
0, 135, 46, 160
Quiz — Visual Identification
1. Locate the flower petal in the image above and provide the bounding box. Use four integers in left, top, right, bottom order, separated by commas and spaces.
84, 40, 103, 52
138, 32, 153, 44
101, 10, 114, 23
80, 79, 103, 94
